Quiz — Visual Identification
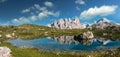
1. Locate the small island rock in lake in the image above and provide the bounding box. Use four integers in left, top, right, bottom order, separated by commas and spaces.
75, 31, 94, 40
0, 47, 11, 57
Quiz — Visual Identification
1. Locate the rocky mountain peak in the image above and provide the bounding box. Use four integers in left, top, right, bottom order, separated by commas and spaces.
97, 18, 110, 24
48, 17, 120, 30
73, 17, 80, 23
92, 18, 119, 29
48, 17, 85, 29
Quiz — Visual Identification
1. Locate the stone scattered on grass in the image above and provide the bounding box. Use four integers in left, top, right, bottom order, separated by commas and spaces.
0, 47, 12, 57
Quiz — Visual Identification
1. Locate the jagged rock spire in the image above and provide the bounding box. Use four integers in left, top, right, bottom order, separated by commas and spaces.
48, 17, 85, 29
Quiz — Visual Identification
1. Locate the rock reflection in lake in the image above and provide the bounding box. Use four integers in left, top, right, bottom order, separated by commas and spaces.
53, 36, 111, 46
9, 36, 120, 51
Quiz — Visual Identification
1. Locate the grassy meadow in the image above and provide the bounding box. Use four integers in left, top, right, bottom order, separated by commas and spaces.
0, 24, 120, 57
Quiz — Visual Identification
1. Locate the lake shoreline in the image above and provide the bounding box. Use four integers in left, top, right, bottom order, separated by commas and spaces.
1, 42, 120, 57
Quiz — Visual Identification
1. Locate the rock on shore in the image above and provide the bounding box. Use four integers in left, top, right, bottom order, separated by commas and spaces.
0, 47, 11, 57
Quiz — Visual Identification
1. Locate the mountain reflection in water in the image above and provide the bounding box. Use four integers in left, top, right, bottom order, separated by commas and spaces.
53, 36, 111, 46
9, 36, 120, 51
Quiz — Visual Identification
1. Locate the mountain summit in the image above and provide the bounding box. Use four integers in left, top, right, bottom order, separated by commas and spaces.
92, 18, 118, 29
48, 17, 85, 29
96, 18, 111, 24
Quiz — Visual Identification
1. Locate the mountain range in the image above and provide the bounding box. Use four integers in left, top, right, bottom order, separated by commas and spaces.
48, 17, 85, 29
48, 17, 120, 29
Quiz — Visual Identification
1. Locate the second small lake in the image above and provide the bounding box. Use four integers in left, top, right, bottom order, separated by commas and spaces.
9, 36, 120, 52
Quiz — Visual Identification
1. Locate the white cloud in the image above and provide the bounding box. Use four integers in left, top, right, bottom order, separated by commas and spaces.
38, 11, 48, 18
34, 4, 41, 9
21, 4, 47, 14
30, 15, 37, 21
0, 0, 7, 3
33, 4, 60, 19
22, 3, 60, 18
80, 5, 118, 19
76, 6, 80, 11
34, 4, 47, 11
44, 1, 53, 7
22, 8, 30, 13
12, 9, 60, 25
39, 7, 47, 11
12, 15, 38, 25
12, 17, 31, 25
14, 2, 60, 25
38, 10, 60, 18
75, 0, 85, 5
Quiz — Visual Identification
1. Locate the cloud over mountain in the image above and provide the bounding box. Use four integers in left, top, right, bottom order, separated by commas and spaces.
80, 5, 118, 19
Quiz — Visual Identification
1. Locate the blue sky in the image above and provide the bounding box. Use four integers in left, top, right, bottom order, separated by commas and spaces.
0, 0, 120, 26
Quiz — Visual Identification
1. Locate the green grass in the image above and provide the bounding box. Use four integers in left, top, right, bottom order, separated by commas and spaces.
0, 24, 120, 57
93, 29, 120, 40
0, 24, 120, 40
0, 24, 87, 40
0, 42, 87, 57
0, 42, 120, 57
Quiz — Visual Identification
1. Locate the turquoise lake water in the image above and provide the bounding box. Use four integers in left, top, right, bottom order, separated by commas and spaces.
9, 36, 120, 51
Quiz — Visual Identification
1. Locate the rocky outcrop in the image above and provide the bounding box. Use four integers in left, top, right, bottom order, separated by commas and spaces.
0, 47, 12, 57
48, 17, 86, 29
83, 31, 94, 39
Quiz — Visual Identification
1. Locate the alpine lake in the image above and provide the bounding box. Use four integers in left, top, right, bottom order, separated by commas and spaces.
9, 36, 120, 52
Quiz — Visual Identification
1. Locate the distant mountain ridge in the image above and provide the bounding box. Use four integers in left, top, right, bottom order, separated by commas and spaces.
92, 18, 119, 29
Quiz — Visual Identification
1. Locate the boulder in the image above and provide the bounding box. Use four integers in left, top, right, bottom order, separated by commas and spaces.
0, 47, 12, 57
0, 35, 2, 38
85, 31, 94, 39
6, 34, 14, 39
